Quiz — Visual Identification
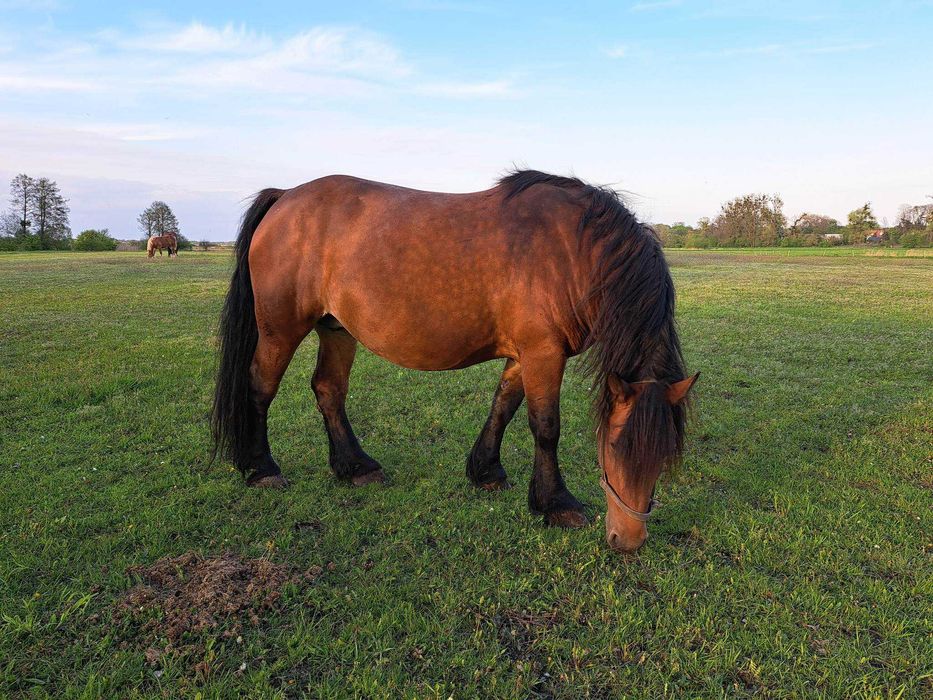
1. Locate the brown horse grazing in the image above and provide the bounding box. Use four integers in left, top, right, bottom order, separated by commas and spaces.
212, 171, 698, 553
147, 233, 178, 258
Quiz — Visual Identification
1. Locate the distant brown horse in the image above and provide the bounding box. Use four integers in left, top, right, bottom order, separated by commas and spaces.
147, 233, 177, 258
212, 171, 698, 553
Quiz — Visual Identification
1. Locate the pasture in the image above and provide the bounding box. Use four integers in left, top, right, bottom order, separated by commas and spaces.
0, 249, 930, 698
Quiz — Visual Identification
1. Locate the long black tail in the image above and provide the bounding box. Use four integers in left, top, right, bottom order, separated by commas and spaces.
211, 188, 286, 471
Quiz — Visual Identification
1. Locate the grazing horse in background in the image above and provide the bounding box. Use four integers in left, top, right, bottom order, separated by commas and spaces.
212, 170, 698, 554
147, 233, 178, 258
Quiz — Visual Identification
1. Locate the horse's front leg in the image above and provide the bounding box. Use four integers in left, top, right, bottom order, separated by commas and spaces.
521, 351, 588, 528
466, 358, 524, 490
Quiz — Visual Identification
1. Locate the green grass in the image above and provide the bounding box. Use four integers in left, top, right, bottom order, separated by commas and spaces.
0, 249, 930, 699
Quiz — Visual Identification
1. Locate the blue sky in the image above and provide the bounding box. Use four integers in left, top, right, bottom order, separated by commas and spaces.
1, 0, 931, 240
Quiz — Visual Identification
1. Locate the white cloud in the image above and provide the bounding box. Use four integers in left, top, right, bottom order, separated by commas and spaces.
708, 43, 783, 57
0, 0, 61, 8
116, 22, 264, 54
74, 122, 205, 142
803, 42, 873, 55
631, 0, 681, 11
0, 21, 516, 100
604, 45, 628, 59
415, 79, 515, 98
0, 74, 99, 91
700, 42, 874, 58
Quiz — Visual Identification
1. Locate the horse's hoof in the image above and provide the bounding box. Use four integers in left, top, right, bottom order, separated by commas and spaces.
250, 474, 289, 489
545, 510, 589, 528
480, 479, 512, 491
351, 469, 386, 487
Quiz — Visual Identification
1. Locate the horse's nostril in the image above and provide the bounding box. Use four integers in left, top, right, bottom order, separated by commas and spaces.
606, 529, 647, 553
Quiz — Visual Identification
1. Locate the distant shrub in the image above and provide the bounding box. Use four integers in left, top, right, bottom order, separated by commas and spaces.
899, 231, 932, 248
73, 229, 118, 251
684, 232, 716, 248
0, 234, 42, 251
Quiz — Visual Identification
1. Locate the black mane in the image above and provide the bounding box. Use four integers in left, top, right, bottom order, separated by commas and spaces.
498, 169, 688, 484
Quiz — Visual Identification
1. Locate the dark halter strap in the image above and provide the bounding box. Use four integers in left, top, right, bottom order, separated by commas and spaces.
600, 472, 659, 522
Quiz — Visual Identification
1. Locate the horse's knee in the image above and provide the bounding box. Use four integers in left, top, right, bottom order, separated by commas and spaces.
311, 376, 346, 410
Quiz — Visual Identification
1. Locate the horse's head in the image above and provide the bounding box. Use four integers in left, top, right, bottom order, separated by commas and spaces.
598, 373, 698, 553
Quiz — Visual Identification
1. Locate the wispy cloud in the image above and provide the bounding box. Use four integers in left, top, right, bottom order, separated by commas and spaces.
74, 122, 205, 142
802, 42, 874, 55
0, 0, 61, 9
0, 21, 512, 99
393, 0, 497, 11
706, 43, 783, 58
415, 79, 515, 98
631, 0, 681, 12
699, 42, 874, 59
0, 74, 99, 91
112, 22, 264, 54
604, 45, 628, 59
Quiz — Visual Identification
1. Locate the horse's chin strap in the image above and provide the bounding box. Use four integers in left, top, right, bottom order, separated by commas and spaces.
600, 473, 659, 523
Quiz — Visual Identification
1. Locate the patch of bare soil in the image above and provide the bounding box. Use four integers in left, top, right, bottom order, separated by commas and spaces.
115, 551, 319, 670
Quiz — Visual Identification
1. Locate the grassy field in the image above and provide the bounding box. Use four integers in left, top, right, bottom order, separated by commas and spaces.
0, 249, 930, 699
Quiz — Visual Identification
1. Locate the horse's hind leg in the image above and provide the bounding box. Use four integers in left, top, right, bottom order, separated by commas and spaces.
466, 358, 524, 490
312, 325, 384, 486
244, 329, 307, 488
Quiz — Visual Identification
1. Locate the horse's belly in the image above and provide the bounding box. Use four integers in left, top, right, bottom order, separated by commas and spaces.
331, 304, 506, 371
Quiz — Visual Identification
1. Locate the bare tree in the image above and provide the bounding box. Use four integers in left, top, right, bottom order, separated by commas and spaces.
896, 204, 932, 229
5, 175, 70, 248
1, 210, 19, 238
8, 174, 35, 237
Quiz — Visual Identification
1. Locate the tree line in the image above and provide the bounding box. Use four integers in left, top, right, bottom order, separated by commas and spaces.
4, 173, 931, 252
1, 174, 193, 252
654, 194, 933, 249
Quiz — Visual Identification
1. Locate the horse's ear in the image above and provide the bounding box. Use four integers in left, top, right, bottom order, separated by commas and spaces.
608, 374, 635, 401
666, 372, 700, 406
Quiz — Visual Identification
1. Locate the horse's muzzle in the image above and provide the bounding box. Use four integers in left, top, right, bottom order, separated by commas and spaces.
606, 519, 648, 553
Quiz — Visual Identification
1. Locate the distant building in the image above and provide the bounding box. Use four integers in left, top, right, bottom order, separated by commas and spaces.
864, 229, 886, 244
822, 233, 843, 240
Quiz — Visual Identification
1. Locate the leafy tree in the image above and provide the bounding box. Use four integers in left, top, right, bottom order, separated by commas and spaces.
73, 229, 118, 251
653, 221, 694, 248
32, 178, 71, 249
711, 194, 786, 246
138, 201, 180, 238
670, 222, 694, 238
198, 239, 211, 251
846, 203, 878, 243
791, 213, 839, 238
